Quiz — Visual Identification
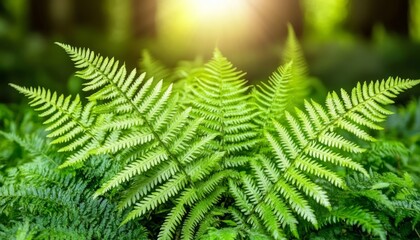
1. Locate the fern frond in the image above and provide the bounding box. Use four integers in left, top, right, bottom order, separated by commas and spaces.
229, 169, 302, 238
122, 174, 188, 224
9, 84, 104, 168
95, 150, 168, 195
282, 25, 310, 105
189, 49, 258, 155
139, 49, 175, 85
0, 130, 59, 166
55, 44, 238, 238
317, 171, 420, 239
232, 78, 419, 238
253, 62, 293, 126
116, 161, 180, 210
0, 162, 147, 239
346, 172, 420, 223
252, 29, 317, 145
181, 187, 226, 240
359, 140, 411, 173
159, 170, 235, 240
321, 206, 386, 240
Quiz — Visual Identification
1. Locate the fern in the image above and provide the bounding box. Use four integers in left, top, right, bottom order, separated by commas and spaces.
229, 78, 419, 238
0, 161, 148, 239
358, 140, 411, 173
189, 50, 258, 156
0, 126, 147, 239
253, 26, 311, 129
281, 25, 310, 105
253, 62, 293, 130
52, 43, 240, 240
173, 58, 204, 107
8, 85, 106, 168
382, 98, 420, 187
7, 35, 420, 239
319, 206, 386, 239
315, 171, 420, 239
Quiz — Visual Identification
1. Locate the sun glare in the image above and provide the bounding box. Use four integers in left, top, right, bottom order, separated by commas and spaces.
187, 0, 247, 20
156, 0, 265, 56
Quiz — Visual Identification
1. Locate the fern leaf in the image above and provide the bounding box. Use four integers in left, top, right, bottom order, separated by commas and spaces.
282, 25, 310, 106
265, 192, 298, 237
0, 130, 59, 165
117, 161, 180, 210
94, 150, 168, 196
229, 179, 254, 215
9, 84, 103, 168
158, 192, 193, 240
284, 168, 330, 208
275, 178, 317, 225
0, 162, 147, 239
139, 49, 175, 85
93, 131, 155, 155
189, 49, 258, 155
321, 206, 386, 240
181, 187, 226, 240
254, 203, 287, 239
122, 174, 188, 224
54, 44, 237, 239
234, 78, 419, 238
253, 62, 293, 126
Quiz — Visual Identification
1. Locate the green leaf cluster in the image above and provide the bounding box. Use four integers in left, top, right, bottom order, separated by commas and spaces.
1, 28, 419, 239
0, 119, 147, 239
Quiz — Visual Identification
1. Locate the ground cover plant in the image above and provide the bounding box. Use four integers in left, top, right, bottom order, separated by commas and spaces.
1, 29, 419, 239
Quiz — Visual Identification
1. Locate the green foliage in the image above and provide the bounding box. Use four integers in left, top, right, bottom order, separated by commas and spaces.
0, 104, 50, 176
385, 97, 420, 141
0, 117, 147, 239
314, 171, 420, 239
281, 25, 310, 105
3, 31, 420, 239
139, 49, 176, 85
302, 0, 348, 37
410, 0, 420, 42
0, 161, 147, 239
372, 98, 420, 186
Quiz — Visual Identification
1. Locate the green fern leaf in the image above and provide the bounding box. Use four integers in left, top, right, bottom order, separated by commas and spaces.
9, 84, 105, 168
139, 49, 175, 85
321, 206, 386, 240
231, 77, 419, 238
282, 25, 310, 106
0, 162, 147, 239
181, 187, 226, 239
253, 62, 293, 126
55, 44, 237, 239
189, 49, 258, 155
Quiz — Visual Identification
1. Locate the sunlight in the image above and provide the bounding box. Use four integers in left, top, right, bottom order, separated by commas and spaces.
156, 0, 259, 56
186, 0, 248, 21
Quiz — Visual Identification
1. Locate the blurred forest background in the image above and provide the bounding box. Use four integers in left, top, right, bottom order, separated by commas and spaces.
1, 0, 420, 104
